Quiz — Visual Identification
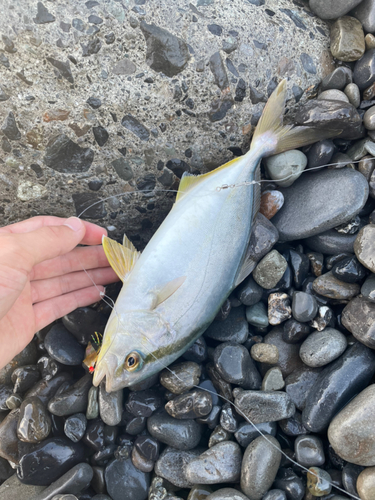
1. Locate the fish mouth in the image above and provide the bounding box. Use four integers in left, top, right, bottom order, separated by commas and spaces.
92, 353, 118, 390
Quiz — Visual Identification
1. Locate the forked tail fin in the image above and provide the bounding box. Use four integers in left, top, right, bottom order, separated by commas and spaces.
250, 79, 341, 157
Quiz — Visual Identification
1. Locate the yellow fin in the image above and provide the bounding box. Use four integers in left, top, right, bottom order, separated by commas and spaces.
102, 235, 141, 282
152, 276, 186, 308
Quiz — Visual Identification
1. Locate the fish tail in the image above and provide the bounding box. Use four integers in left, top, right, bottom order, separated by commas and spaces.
250, 79, 341, 157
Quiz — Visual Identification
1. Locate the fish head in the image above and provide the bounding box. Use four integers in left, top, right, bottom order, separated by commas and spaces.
93, 309, 173, 392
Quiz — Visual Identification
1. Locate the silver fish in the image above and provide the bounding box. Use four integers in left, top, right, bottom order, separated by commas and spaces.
93, 80, 336, 392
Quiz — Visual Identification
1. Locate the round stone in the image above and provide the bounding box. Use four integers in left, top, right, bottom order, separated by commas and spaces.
318, 89, 349, 102
307, 467, 332, 497
366, 33, 375, 50
260, 190, 284, 220
251, 343, 279, 364
213, 342, 261, 389
357, 467, 375, 500
246, 301, 269, 328
354, 225, 375, 272
206, 489, 249, 500
292, 292, 318, 323
344, 83, 361, 108
233, 389, 295, 424
64, 413, 87, 442
330, 16, 365, 62
354, 48, 375, 91
147, 411, 203, 450
312, 271, 360, 299
295, 435, 325, 467
299, 328, 347, 367
364, 106, 375, 131
44, 324, 85, 366
236, 277, 263, 306
253, 250, 288, 290
17, 396, 52, 443
361, 275, 375, 302
264, 150, 307, 187
160, 361, 201, 394
341, 295, 375, 348
262, 367, 285, 391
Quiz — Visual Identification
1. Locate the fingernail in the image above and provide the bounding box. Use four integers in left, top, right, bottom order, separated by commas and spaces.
64, 217, 84, 232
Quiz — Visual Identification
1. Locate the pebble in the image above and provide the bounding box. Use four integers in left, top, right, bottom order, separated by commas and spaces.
132, 446, 154, 473
0, 385, 13, 411
246, 301, 269, 328
357, 467, 375, 500
309, 0, 362, 20
241, 436, 281, 500
317, 90, 349, 103
354, 48, 375, 91
321, 67, 353, 91
295, 435, 324, 467
299, 328, 347, 367
45, 324, 85, 366
342, 463, 363, 496
220, 402, 241, 432
11, 365, 40, 393
48, 374, 92, 416
126, 389, 163, 417
307, 467, 332, 496
160, 362, 201, 394
0, 474, 46, 500
312, 271, 360, 299
214, 342, 261, 389
93, 126, 109, 147
5, 394, 22, 411
260, 190, 284, 220
86, 386, 99, 420
17, 396, 52, 443
367, 33, 375, 50
285, 366, 322, 411
292, 292, 318, 323
154, 447, 201, 488
236, 277, 263, 306
0, 342, 38, 385
304, 227, 360, 254
185, 441, 242, 484
148, 411, 203, 450
364, 106, 375, 131
330, 16, 365, 62
205, 306, 248, 343
165, 390, 212, 419
344, 83, 361, 108
332, 255, 366, 283
352, 0, 375, 33
354, 224, 375, 272
273, 468, 304, 500
262, 328, 303, 377
268, 293, 291, 325
282, 319, 310, 344
233, 389, 295, 424
64, 413, 87, 442
44, 134, 94, 174
17, 437, 85, 485
206, 489, 249, 500
264, 150, 307, 187
82, 420, 104, 451
209, 52, 229, 90
208, 425, 232, 448
361, 275, 375, 301
302, 342, 375, 432
278, 411, 308, 437
253, 250, 287, 289
262, 367, 285, 391
1, 112, 21, 140
135, 435, 160, 462
234, 421, 277, 448
121, 115, 150, 142
98, 381, 123, 426
272, 169, 368, 241
262, 491, 287, 500
105, 458, 150, 500
342, 295, 375, 348
306, 139, 336, 171
358, 155, 375, 181
246, 213, 279, 268
32, 463, 93, 500
0, 409, 20, 463
251, 343, 279, 364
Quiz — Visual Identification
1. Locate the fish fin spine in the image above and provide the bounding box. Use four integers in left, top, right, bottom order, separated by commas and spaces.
102, 235, 141, 282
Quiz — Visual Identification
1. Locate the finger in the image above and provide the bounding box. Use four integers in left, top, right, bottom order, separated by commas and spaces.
31, 267, 118, 304
0, 216, 107, 245
33, 285, 105, 331
31, 245, 111, 281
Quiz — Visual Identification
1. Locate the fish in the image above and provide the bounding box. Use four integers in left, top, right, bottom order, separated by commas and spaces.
92, 79, 338, 392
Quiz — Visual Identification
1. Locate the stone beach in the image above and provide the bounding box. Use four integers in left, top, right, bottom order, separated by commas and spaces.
3, 0, 375, 500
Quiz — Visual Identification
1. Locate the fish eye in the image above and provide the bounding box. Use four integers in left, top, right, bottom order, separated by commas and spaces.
124, 351, 143, 372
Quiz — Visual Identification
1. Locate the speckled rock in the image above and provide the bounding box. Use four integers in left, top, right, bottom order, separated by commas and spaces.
312, 271, 360, 299
154, 447, 202, 488
268, 293, 292, 326
330, 17, 365, 62
233, 389, 295, 424
354, 225, 375, 272
253, 250, 288, 290
341, 296, 375, 348
357, 467, 375, 500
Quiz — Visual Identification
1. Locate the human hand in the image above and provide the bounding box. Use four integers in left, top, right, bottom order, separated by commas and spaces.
0, 216, 119, 369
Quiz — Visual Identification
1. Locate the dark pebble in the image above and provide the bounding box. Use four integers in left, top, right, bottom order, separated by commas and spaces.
236, 276, 263, 306
93, 126, 109, 146
64, 413, 87, 442
43, 134, 94, 173
234, 421, 277, 448
126, 389, 163, 417
1, 112, 21, 140
294, 435, 324, 467
82, 419, 104, 451
209, 52, 229, 90
99, 381, 123, 426
332, 255, 367, 283
25, 372, 72, 406
17, 396, 52, 443
285, 366, 322, 411
205, 305, 248, 343
134, 435, 160, 461
354, 48, 375, 91
45, 324, 85, 366
147, 410, 203, 450
292, 292, 318, 323
165, 390, 212, 419
105, 458, 150, 500
11, 365, 40, 393
0, 409, 21, 463
37, 356, 64, 381
273, 468, 305, 500
32, 463, 93, 500
278, 411, 309, 437
46, 58, 74, 83
321, 67, 353, 91
220, 402, 241, 432
342, 463, 363, 497
48, 374, 92, 416
213, 342, 261, 389
307, 140, 335, 170
33, 1, 56, 24
121, 114, 150, 141
183, 336, 207, 363
81, 37, 102, 56
282, 319, 310, 344
111, 158, 134, 181
166, 158, 191, 178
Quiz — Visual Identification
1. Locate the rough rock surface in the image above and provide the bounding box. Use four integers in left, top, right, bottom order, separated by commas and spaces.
0, 0, 333, 243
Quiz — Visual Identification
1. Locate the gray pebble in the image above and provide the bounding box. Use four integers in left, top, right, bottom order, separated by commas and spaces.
309, 0, 362, 20
31, 463, 93, 500
321, 67, 353, 91
234, 420, 277, 448
285, 366, 322, 411
264, 150, 307, 187
160, 362, 201, 394
220, 403, 241, 433
148, 411, 203, 450
341, 295, 375, 348
236, 276, 263, 306
208, 425, 232, 448
299, 328, 347, 367
154, 447, 202, 488
295, 435, 325, 467
361, 274, 375, 302
99, 381, 123, 426
354, 224, 375, 273
246, 301, 269, 328
312, 271, 360, 299
262, 367, 285, 391
292, 292, 318, 323
206, 489, 249, 500
344, 83, 361, 108
364, 106, 375, 130
253, 250, 288, 290
214, 342, 261, 389
318, 89, 349, 102
64, 413, 87, 442
205, 306, 248, 343
86, 386, 99, 420
352, 0, 375, 33
262, 491, 287, 500
233, 389, 295, 424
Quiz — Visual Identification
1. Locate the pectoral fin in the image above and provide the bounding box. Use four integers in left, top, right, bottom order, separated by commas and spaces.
152, 276, 186, 308
102, 235, 141, 282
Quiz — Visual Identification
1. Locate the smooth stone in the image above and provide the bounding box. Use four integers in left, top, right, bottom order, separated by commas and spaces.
312, 271, 360, 299
295, 435, 324, 467
264, 150, 307, 188
342, 295, 375, 348
17, 396, 52, 443
250, 343, 279, 364
278, 410, 308, 437
208, 425, 232, 448
273, 468, 304, 500
48, 374, 92, 416
342, 464, 362, 496
285, 366, 322, 411
105, 458, 150, 500
185, 442, 242, 484
37, 356, 64, 382
344, 83, 361, 108
135, 435, 160, 462
318, 90, 349, 103
246, 302, 269, 328
165, 390, 212, 419
131, 447, 154, 473
272, 169, 368, 241
268, 293, 291, 326
364, 106, 375, 130
309, 0, 362, 20
354, 48, 375, 91
253, 250, 287, 290
357, 467, 375, 500
31, 463, 93, 500
302, 342, 375, 432
262, 367, 285, 391
11, 365, 41, 394
352, 0, 375, 33
367, 33, 375, 50
0, 385, 13, 411
307, 467, 332, 496
188, 485, 213, 500
321, 67, 353, 91
261, 328, 304, 377
0, 342, 38, 385
0, 409, 20, 463
233, 389, 295, 424
205, 306, 248, 343
282, 319, 310, 344
154, 447, 201, 488
292, 292, 318, 323
332, 255, 366, 283
244, 213, 279, 271
0, 474, 46, 500
361, 275, 375, 302
260, 190, 284, 220
236, 276, 263, 306
220, 402, 241, 433
86, 386, 99, 420
82, 420, 104, 451
234, 421, 277, 448
160, 362, 201, 394
183, 336, 207, 363
17, 437, 85, 485
306, 139, 336, 171
126, 389, 163, 417
148, 411, 203, 450
358, 155, 375, 181
241, 436, 281, 500
262, 491, 287, 500
98, 381, 122, 426
206, 489, 249, 500
330, 16, 365, 62
304, 227, 361, 254
62, 308, 107, 344
354, 225, 375, 272
289, 250, 310, 288
45, 324, 85, 366
214, 342, 261, 389
299, 328, 347, 368
64, 413, 87, 442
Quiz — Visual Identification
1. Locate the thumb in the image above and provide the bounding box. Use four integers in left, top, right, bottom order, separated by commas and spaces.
15, 217, 87, 268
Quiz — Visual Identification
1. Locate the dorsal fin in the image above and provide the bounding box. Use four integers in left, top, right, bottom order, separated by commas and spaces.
102, 235, 141, 282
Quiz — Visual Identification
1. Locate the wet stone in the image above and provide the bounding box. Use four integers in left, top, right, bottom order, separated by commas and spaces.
246, 301, 269, 328
140, 21, 190, 77
246, 213, 279, 269
264, 150, 307, 188
62, 308, 107, 345
307, 139, 336, 170
295, 435, 324, 467
206, 489, 249, 500
309, 0, 362, 20
312, 271, 360, 299
321, 67, 353, 92
45, 324, 85, 365
17, 396, 51, 443
99, 381, 123, 426
25, 372, 72, 406
262, 367, 285, 391
121, 114, 149, 141
208, 425, 231, 448
135, 435, 159, 462
34, 463, 93, 500
253, 250, 287, 290
0, 342, 38, 386
1, 112, 21, 140
148, 411, 203, 450
220, 402, 241, 433
268, 293, 291, 326
132, 446, 154, 473
214, 342, 261, 389
364, 106, 375, 131
307, 467, 332, 496
330, 16, 365, 62
292, 292, 318, 323
233, 389, 295, 424
48, 374, 92, 416
165, 390, 212, 419
126, 389, 163, 417
354, 48, 375, 91
352, 0, 375, 33
274, 468, 305, 500
154, 447, 201, 488
105, 458, 150, 500
285, 366, 322, 411
183, 336, 207, 363
278, 410, 308, 437
82, 420, 104, 451
44, 134, 94, 173
354, 224, 375, 272
262, 328, 304, 377
185, 441, 242, 484
300, 328, 347, 368
0, 385, 13, 410
262, 491, 287, 500
236, 276, 263, 306
304, 227, 361, 255
260, 190, 284, 220
344, 83, 361, 108
241, 436, 281, 500
6, 394, 22, 410
160, 362, 201, 394
361, 274, 375, 302
332, 255, 366, 283
64, 413, 87, 442
234, 421, 277, 448
282, 319, 310, 344
0, 409, 20, 463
